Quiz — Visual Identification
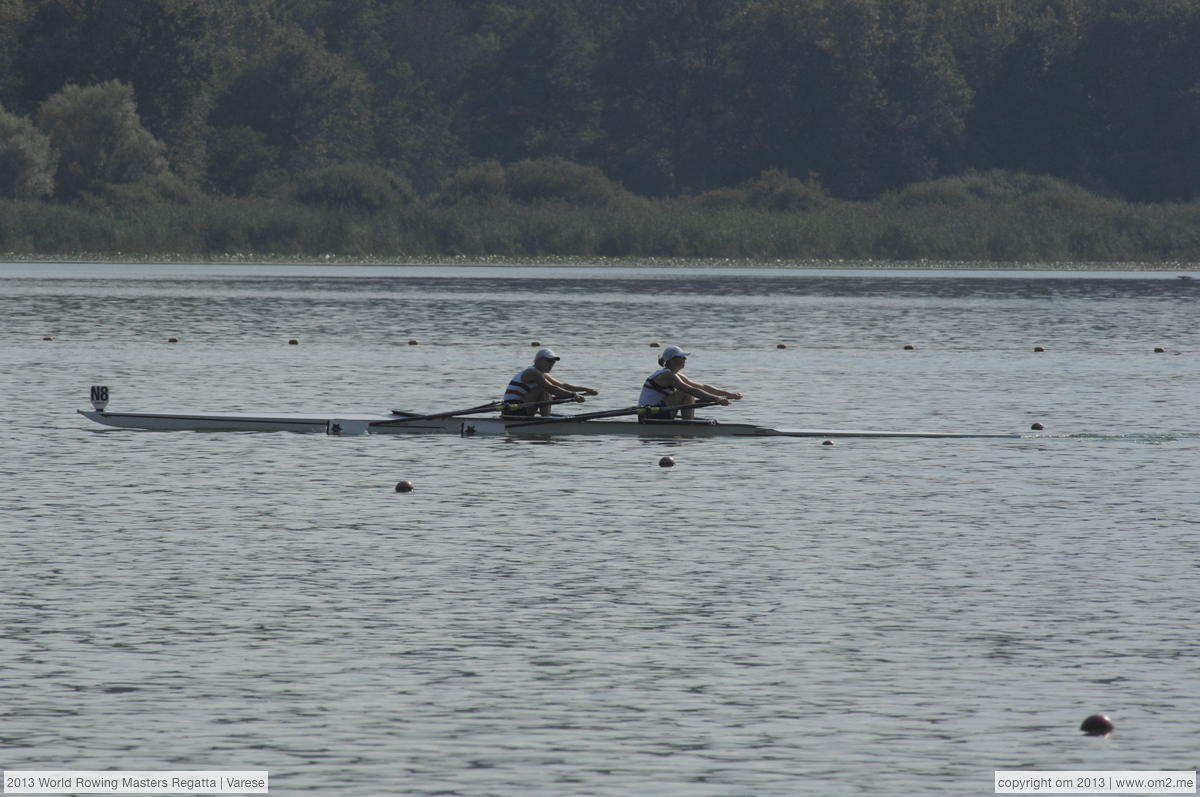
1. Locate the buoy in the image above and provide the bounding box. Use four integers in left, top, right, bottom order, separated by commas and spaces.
288, 338, 299, 345
777, 343, 787, 349
407, 339, 419, 345
658, 456, 675, 468
1080, 714, 1113, 736
530, 340, 541, 346
649, 341, 660, 347
1154, 347, 1165, 353
1033, 346, 1045, 352
167, 337, 179, 343
903, 344, 915, 350
42, 336, 53, 341
394, 480, 414, 493
1030, 422, 1044, 431
822, 440, 835, 446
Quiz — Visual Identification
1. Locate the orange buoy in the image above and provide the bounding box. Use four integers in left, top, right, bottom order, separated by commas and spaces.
1080, 714, 1113, 736
394, 480, 414, 493
658, 456, 675, 468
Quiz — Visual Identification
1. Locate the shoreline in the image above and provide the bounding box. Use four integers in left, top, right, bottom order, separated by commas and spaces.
3, 253, 1197, 272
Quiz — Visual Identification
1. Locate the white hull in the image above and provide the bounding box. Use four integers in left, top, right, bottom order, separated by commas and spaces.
77, 409, 1020, 439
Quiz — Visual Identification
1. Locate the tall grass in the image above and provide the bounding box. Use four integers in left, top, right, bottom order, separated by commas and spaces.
3, 170, 1199, 263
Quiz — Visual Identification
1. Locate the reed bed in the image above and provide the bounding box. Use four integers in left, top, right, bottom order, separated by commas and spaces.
4, 172, 1199, 263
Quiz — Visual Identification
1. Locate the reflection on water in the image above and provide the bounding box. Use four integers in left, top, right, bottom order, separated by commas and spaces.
1, 264, 1197, 795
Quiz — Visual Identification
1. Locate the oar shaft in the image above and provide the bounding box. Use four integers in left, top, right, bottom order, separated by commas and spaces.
376, 395, 579, 426
502, 405, 643, 427
503, 400, 721, 428
376, 402, 497, 426
641, 400, 719, 416
496, 396, 580, 413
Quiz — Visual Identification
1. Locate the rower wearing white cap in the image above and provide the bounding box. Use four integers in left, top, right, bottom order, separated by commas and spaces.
503, 348, 600, 417
639, 345, 742, 419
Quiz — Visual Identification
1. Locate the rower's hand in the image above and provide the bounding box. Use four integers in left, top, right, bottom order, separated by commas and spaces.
716, 397, 731, 406
582, 387, 600, 396
571, 393, 586, 403
728, 392, 743, 400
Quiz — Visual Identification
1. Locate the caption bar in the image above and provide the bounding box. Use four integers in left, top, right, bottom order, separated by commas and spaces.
4, 772, 267, 795
996, 771, 1196, 794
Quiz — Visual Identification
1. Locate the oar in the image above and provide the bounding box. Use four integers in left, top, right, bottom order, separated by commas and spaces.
491, 395, 584, 416
502, 400, 721, 429
374, 396, 578, 427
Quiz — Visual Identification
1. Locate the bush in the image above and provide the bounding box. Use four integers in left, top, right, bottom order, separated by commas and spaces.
205, 126, 278, 197
689, 170, 830, 212
293, 162, 414, 211
741, 170, 830, 211
431, 160, 506, 206
0, 105, 55, 199
688, 186, 750, 210
84, 172, 201, 207
898, 170, 1096, 204
889, 177, 976, 208
36, 80, 166, 200
504, 156, 630, 207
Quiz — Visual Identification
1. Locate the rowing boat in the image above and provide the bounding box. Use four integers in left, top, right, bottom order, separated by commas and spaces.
76, 408, 1019, 438
77, 389, 1020, 439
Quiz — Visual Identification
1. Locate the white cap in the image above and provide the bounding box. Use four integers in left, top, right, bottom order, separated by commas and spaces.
661, 345, 689, 362
534, 347, 560, 362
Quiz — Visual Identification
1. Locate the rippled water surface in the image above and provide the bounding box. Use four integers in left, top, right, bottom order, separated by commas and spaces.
3, 262, 1198, 795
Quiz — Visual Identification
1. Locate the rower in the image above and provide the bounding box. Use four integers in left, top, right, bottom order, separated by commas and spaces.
503, 348, 600, 417
639, 345, 741, 420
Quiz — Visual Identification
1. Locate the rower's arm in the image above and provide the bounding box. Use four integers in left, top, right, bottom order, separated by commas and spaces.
546, 374, 599, 396
534, 373, 582, 399
676, 373, 741, 400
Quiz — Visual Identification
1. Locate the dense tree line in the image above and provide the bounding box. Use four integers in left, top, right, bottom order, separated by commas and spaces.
1, 0, 1198, 211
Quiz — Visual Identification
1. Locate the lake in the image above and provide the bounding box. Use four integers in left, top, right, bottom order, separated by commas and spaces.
2, 261, 1197, 796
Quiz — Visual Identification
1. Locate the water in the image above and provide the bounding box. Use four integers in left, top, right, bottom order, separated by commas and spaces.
2, 262, 1197, 795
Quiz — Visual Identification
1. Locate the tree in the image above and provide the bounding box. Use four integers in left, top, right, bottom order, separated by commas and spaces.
0, 104, 55, 198
14, 0, 238, 183
594, 0, 755, 196
36, 80, 166, 200
734, 0, 854, 194
1072, 0, 1200, 200
966, 0, 1091, 186
307, 0, 482, 190
209, 24, 373, 173
456, 0, 600, 165
0, 0, 29, 102
873, 0, 973, 189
